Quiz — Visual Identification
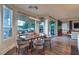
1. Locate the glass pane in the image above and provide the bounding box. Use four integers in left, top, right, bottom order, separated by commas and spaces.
49, 20, 55, 37
17, 15, 35, 35
3, 5, 12, 39
39, 21, 45, 33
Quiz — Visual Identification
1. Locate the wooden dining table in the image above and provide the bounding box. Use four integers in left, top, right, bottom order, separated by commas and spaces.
19, 35, 51, 48
17, 33, 52, 54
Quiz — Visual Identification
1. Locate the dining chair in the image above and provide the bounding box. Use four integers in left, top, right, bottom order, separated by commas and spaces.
16, 39, 30, 55
44, 37, 51, 50
33, 38, 45, 54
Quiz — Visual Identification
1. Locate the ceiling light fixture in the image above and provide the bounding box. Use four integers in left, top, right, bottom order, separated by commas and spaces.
28, 5, 38, 10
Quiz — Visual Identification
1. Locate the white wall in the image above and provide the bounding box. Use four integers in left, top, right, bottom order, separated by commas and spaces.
0, 4, 2, 52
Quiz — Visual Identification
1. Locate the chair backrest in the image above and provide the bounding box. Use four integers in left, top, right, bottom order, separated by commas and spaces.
17, 39, 30, 49
33, 38, 44, 49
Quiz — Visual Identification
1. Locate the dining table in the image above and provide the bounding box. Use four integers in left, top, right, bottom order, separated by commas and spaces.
17, 33, 52, 54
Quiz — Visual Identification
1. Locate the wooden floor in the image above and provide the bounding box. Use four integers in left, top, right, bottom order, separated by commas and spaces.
5, 36, 79, 55
45, 36, 71, 55
71, 39, 79, 55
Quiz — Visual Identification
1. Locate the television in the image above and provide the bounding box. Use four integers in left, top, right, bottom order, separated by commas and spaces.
74, 23, 79, 29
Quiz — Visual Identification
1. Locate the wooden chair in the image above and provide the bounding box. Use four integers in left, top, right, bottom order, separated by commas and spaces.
33, 38, 45, 54
16, 40, 30, 55
44, 37, 51, 50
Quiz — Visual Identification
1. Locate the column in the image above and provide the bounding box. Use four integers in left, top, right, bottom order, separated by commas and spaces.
35, 20, 39, 34
12, 11, 18, 45
55, 21, 58, 36
44, 17, 49, 37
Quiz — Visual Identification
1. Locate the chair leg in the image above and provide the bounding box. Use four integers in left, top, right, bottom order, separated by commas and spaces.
50, 40, 52, 50
16, 47, 18, 54
16, 47, 20, 55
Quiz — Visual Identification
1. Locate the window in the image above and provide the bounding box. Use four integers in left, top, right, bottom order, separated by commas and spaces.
3, 5, 13, 39
39, 21, 45, 33
17, 15, 35, 35
49, 20, 55, 36
18, 20, 25, 26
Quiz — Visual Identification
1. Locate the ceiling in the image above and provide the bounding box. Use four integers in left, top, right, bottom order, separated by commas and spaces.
13, 4, 79, 21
